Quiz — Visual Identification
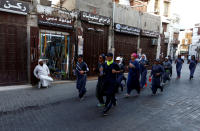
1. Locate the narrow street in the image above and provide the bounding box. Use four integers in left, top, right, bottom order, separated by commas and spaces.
0, 63, 200, 131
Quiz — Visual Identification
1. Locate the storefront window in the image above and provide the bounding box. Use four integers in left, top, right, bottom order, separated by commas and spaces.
39, 30, 70, 80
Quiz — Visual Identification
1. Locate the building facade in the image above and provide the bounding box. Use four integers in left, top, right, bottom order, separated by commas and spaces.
189, 23, 200, 59
178, 29, 193, 58
0, 0, 164, 85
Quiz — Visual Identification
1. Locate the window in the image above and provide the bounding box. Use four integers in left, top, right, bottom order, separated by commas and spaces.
154, 0, 159, 15
119, 0, 130, 6
164, 2, 169, 17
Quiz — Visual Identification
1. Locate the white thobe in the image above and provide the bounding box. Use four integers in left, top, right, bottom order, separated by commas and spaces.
33, 64, 53, 87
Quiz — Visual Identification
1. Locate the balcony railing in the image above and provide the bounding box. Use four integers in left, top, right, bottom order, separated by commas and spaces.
172, 39, 180, 45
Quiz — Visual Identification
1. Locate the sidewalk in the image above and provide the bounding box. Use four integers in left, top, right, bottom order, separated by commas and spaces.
0, 76, 98, 92
0, 80, 98, 115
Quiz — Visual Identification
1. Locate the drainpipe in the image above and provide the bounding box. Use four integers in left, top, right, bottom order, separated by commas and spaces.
137, 12, 141, 56
110, 2, 116, 55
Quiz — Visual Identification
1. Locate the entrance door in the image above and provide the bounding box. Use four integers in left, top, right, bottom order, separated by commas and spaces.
140, 37, 157, 66
114, 33, 138, 66
82, 22, 108, 75
30, 27, 39, 85
160, 35, 168, 59
0, 12, 27, 85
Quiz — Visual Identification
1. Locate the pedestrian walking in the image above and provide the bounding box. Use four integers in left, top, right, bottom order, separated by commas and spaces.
162, 57, 172, 83
189, 55, 198, 80
75, 55, 89, 100
33, 59, 53, 88
150, 59, 164, 95
94, 54, 106, 107
168, 55, 173, 77
175, 55, 184, 79
118, 55, 127, 86
102, 53, 120, 115
115, 56, 126, 92
126, 53, 140, 97
139, 54, 149, 89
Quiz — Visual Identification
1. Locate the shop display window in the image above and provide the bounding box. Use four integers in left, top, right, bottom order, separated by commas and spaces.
39, 30, 70, 80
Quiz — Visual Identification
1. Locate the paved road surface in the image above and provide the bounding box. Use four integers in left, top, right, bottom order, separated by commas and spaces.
0, 63, 200, 131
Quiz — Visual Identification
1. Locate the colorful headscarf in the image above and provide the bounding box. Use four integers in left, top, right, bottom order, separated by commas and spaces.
131, 53, 137, 58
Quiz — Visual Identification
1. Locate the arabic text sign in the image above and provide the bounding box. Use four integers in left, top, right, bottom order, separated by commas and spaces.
38, 14, 74, 29
141, 30, 160, 38
80, 11, 111, 26
0, 0, 29, 15
114, 23, 141, 36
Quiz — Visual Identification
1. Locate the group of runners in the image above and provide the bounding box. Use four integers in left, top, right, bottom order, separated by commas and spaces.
74, 53, 198, 116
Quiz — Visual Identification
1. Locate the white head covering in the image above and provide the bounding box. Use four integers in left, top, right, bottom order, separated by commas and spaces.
140, 54, 147, 61
116, 57, 121, 61
38, 59, 43, 62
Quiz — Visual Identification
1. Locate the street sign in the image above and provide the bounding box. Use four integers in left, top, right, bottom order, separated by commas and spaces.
0, 0, 29, 15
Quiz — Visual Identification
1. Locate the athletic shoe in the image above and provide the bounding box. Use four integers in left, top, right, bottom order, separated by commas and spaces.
80, 96, 85, 101
97, 103, 105, 107
103, 112, 108, 116
125, 94, 130, 98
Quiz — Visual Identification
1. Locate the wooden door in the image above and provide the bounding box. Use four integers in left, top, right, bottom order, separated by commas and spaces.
0, 12, 27, 85
114, 33, 138, 66
30, 27, 39, 85
140, 37, 157, 67
82, 22, 109, 75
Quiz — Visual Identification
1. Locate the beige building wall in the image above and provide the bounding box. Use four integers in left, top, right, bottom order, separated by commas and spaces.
114, 4, 160, 32
62, 0, 76, 11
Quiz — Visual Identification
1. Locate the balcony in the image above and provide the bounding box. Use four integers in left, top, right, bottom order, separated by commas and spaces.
164, 32, 170, 38
164, 0, 171, 3
164, 38, 169, 43
172, 39, 180, 45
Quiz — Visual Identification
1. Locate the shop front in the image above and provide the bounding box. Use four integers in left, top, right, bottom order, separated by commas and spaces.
37, 13, 74, 81
114, 23, 140, 66
0, 0, 29, 85
80, 11, 111, 75
140, 30, 159, 66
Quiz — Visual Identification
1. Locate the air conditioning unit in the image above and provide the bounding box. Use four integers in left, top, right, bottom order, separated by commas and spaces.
152, 39, 158, 45
164, 38, 169, 43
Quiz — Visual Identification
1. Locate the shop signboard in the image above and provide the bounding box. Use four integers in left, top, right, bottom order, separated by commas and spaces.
80, 11, 111, 26
114, 23, 141, 36
0, 0, 29, 15
38, 14, 74, 29
141, 30, 160, 38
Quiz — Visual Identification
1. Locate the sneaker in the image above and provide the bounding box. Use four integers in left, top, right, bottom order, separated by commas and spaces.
125, 94, 130, 98
97, 103, 105, 107
103, 112, 108, 116
80, 96, 85, 101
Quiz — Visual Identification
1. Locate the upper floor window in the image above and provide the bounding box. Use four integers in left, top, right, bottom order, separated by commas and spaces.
119, 0, 130, 6
164, 2, 169, 17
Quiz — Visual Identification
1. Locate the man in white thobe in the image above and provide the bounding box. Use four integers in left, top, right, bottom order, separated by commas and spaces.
33, 59, 53, 88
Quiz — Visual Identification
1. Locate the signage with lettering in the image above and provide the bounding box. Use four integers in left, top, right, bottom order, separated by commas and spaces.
38, 14, 74, 29
80, 11, 111, 26
114, 23, 141, 36
0, 0, 29, 15
141, 30, 160, 38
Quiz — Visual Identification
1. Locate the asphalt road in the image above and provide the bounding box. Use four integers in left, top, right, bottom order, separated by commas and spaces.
1, 63, 200, 131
